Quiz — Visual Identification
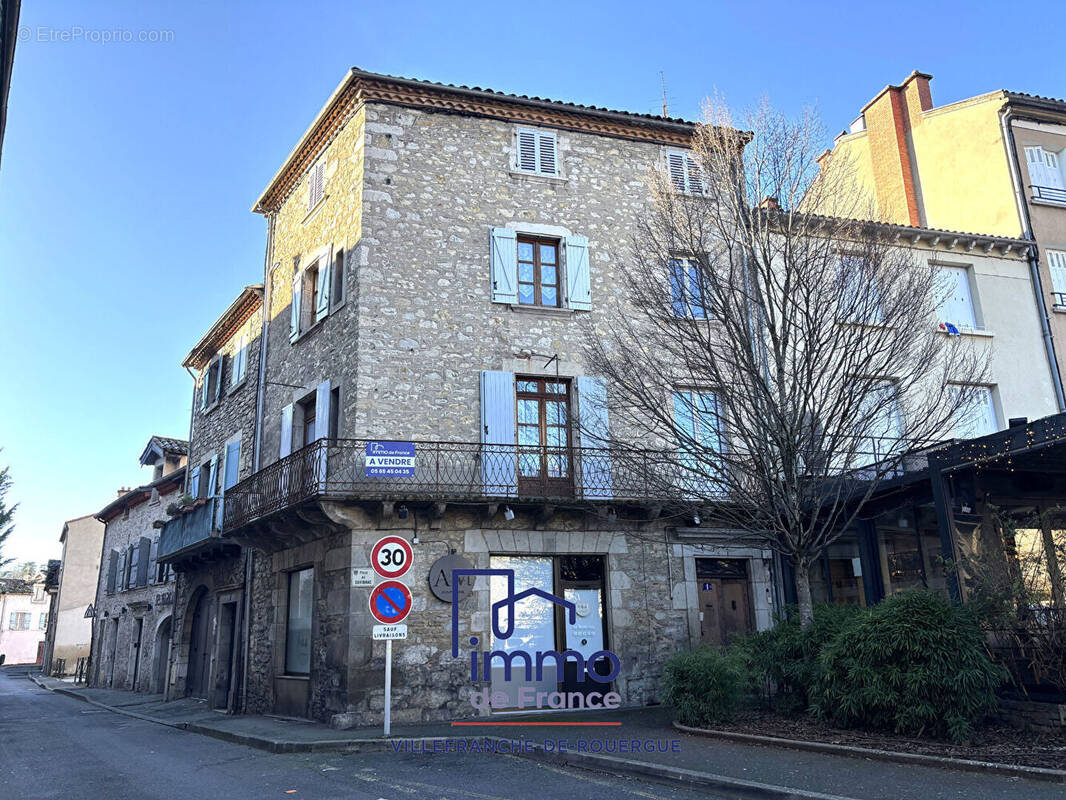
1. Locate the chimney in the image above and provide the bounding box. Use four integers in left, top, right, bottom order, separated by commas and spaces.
116, 487, 131, 498
901, 71, 934, 124
759, 196, 780, 210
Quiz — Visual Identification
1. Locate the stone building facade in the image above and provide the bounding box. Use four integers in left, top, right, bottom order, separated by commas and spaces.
91, 438, 186, 693
156, 287, 264, 710
220, 69, 778, 727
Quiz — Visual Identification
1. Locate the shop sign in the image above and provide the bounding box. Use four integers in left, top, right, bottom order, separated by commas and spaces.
427, 553, 474, 602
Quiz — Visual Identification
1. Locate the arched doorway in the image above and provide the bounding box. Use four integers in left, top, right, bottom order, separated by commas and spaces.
153, 616, 172, 695
185, 590, 214, 699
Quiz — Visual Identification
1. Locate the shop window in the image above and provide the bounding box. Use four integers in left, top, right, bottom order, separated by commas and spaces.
878, 527, 926, 595
825, 539, 865, 606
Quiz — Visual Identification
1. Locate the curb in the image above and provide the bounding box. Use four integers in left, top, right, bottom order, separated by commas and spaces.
673, 721, 1066, 785
514, 742, 857, 800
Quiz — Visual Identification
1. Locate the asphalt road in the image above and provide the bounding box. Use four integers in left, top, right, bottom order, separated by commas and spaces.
0, 667, 724, 800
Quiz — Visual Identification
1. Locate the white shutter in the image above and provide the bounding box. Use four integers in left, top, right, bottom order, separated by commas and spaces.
950, 385, 998, 439
1044, 150, 1064, 190
290, 272, 302, 341
685, 153, 704, 194
280, 404, 294, 458
1047, 250, 1066, 295
564, 235, 591, 311
489, 227, 518, 304
147, 538, 158, 585
315, 249, 332, 322
480, 370, 517, 497
938, 266, 977, 329
537, 132, 558, 175
1026, 146, 1050, 187
313, 380, 331, 485
516, 129, 538, 172
308, 161, 324, 209
667, 151, 687, 192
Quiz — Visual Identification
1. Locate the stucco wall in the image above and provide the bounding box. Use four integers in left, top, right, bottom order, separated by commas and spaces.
51, 515, 104, 667
0, 590, 49, 664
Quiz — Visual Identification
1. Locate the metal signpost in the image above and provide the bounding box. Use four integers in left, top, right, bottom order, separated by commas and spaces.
369, 536, 413, 736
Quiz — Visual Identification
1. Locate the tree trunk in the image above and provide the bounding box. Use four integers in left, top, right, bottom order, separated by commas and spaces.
794, 560, 815, 628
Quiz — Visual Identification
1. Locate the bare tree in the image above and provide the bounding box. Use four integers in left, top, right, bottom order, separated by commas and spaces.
586, 100, 990, 626
0, 457, 16, 570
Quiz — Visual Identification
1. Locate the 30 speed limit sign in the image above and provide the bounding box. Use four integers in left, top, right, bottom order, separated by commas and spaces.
371, 535, 413, 579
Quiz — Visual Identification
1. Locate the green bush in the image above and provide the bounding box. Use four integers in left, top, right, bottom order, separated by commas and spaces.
742, 603, 861, 713
812, 590, 1002, 741
663, 646, 753, 726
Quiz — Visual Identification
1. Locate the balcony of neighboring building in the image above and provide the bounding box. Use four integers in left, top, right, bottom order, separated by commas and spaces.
157, 497, 239, 568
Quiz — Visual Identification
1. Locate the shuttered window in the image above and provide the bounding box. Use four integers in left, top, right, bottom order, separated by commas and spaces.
937, 266, 978, 330
105, 550, 118, 595
231, 333, 248, 386
515, 128, 559, 176
1047, 250, 1066, 300
667, 150, 704, 194
307, 160, 325, 209
136, 537, 151, 587
948, 384, 998, 439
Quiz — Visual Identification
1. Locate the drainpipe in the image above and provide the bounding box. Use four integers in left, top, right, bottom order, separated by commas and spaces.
239, 211, 275, 714
1000, 106, 1066, 412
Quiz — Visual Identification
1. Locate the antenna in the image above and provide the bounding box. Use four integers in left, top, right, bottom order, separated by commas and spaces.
660, 71, 669, 118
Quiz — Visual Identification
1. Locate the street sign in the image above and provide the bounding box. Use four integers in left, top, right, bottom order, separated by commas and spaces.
371, 535, 413, 579
372, 624, 408, 640
369, 580, 413, 625
365, 441, 416, 477
351, 567, 375, 588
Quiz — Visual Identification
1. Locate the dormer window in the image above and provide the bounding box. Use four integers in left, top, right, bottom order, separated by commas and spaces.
515, 127, 558, 176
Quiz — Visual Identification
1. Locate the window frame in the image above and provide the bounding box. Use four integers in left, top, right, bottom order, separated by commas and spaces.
516, 235, 562, 308
669, 257, 710, 319
515, 376, 573, 491
284, 567, 314, 676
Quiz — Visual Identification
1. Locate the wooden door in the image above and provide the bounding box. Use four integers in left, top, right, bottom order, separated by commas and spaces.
696, 559, 754, 646
186, 593, 213, 699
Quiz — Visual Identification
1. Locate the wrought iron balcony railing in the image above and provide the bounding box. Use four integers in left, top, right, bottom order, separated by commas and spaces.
1032, 184, 1066, 205
220, 436, 928, 532
1052, 291, 1066, 310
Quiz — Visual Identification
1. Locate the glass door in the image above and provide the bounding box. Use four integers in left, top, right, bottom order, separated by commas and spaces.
516, 378, 573, 497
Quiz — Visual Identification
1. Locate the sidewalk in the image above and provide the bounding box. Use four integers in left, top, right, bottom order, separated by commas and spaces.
30, 673, 1063, 800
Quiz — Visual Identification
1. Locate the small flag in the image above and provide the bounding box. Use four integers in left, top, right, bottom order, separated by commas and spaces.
938, 322, 961, 337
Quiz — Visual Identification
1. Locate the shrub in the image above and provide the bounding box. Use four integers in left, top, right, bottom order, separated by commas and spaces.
663, 646, 753, 726
813, 590, 1003, 741
742, 603, 861, 713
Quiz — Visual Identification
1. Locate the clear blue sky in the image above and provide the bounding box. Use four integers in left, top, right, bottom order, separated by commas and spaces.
2, 0, 1064, 566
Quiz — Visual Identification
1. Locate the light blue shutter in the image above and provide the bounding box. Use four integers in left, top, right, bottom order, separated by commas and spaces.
223, 441, 241, 490
490, 228, 518, 304
188, 466, 201, 498
315, 252, 331, 322
290, 273, 302, 341
313, 380, 331, 486
280, 404, 294, 458
480, 370, 517, 497
200, 374, 208, 410
207, 454, 219, 498
565, 236, 591, 311
212, 360, 223, 404
576, 376, 612, 499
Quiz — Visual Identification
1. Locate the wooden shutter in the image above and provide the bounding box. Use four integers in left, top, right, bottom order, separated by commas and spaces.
308, 161, 324, 209
1025, 146, 1049, 187
212, 358, 222, 404
685, 153, 704, 194
207, 454, 219, 497
106, 550, 118, 595
290, 272, 302, 341
479, 370, 517, 497
537, 132, 558, 175
189, 465, 201, 498
223, 440, 241, 490
147, 538, 158, 585
516, 129, 538, 172
315, 249, 332, 322
576, 376, 613, 499
313, 380, 331, 485
667, 151, 687, 192
489, 227, 518, 304
136, 537, 151, 587
331, 248, 345, 307
231, 334, 247, 386
280, 404, 294, 458
564, 236, 591, 311
1044, 150, 1065, 190
200, 373, 208, 410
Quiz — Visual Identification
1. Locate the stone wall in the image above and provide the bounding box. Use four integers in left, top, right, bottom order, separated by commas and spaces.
91, 483, 181, 693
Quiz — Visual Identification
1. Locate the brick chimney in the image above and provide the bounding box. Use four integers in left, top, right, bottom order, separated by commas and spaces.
858, 70, 933, 227
116, 487, 131, 498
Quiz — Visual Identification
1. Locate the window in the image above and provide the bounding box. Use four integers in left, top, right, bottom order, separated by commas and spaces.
285, 568, 313, 675
515, 128, 558, 176
1025, 145, 1065, 201
948, 384, 998, 439
329, 386, 341, 439
673, 389, 724, 495
1048, 250, 1066, 307
936, 266, 978, 331
667, 150, 703, 195
223, 440, 241, 491
517, 237, 561, 307
200, 357, 222, 410
39, 613, 48, 630
231, 333, 249, 387
189, 455, 217, 499
8, 612, 30, 631
669, 259, 709, 319
307, 160, 325, 210
290, 249, 333, 341
516, 378, 571, 492
856, 381, 903, 465
330, 248, 345, 309
32, 584, 45, 603
837, 253, 883, 324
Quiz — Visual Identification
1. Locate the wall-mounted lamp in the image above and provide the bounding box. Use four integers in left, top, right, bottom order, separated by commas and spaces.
398, 505, 409, 520
503, 506, 515, 521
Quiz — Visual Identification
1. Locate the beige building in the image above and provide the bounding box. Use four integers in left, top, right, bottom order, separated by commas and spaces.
812, 71, 1066, 407
41, 514, 105, 676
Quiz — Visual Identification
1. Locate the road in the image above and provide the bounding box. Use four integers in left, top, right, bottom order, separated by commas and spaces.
0, 667, 723, 800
